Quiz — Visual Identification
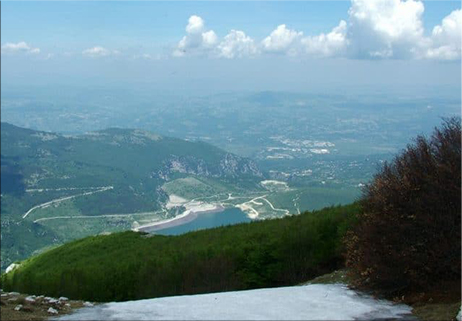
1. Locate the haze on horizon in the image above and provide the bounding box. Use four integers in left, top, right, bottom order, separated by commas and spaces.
1, 0, 461, 96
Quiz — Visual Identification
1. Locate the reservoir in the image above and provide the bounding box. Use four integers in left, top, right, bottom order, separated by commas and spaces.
155, 207, 251, 235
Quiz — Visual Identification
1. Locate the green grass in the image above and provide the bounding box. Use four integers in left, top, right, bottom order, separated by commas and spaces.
1, 203, 359, 302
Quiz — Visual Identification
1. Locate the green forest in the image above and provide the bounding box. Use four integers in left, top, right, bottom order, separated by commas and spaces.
1, 204, 358, 302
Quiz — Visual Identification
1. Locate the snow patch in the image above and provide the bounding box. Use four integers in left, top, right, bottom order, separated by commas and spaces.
56, 284, 413, 320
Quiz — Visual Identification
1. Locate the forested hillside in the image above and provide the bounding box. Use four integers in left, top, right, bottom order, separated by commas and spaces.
1, 204, 358, 302
1, 122, 263, 270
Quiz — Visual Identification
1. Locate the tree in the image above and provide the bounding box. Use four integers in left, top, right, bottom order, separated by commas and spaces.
345, 118, 461, 294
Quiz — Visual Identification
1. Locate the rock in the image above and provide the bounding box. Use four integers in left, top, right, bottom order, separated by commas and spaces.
47, 307, 59, 315
14, 304, 23, 311
8, 292, 20, 296
8, 297, 18, 302
65, 303, 71, 307
48, 298, 59, 304
456, 305, 461, 321
1, 294, 8, 297
59, 296, 69, 301
83, 301, 94, 307
25, 296, 36, 303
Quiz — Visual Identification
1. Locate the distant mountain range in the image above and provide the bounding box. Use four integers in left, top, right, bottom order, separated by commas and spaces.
0, 122, 264, 270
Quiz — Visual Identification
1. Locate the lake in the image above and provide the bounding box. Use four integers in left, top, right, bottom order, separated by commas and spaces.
155, 207, 251, 235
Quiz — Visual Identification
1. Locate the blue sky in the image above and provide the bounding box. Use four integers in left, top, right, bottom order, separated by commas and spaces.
1, 1, 461, 94
2, 1, 460, 52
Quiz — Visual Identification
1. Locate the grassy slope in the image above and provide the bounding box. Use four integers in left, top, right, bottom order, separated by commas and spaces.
1, 203, 359, 302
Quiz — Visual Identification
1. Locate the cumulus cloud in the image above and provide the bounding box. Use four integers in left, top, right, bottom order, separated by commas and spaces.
262, 24, 303, 55
5, 2, 461, 62
217, 30, 258, 58
173, 15, 218, 57
174, 3, 460, 61
186, 15, 205, 34
301, 20, 348, 57
425, 9, 461, 60
346, 0, 426, 59
260, 21, 347, 58
1, 41, 40, 54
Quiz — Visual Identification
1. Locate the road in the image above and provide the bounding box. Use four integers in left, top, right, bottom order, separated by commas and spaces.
22, 186, 113, 219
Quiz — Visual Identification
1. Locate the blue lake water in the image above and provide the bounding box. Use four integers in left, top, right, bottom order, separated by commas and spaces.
155, 207, 251, 236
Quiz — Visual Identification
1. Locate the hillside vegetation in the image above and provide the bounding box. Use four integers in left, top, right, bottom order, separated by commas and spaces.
1, 122, 263, 270
346, 118, 461, 300
0, 203, 358, 302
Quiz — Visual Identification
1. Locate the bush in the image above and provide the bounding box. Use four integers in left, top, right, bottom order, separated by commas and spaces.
345, 118, 461, 295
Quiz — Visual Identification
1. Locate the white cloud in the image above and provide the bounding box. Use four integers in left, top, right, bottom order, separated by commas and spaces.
346, 0, 426, 59
82, 46, 119, 57
301, 20, 348, 57
217, 30, 258, 59
425, 9, 461, 60
202, 30, 218, 48
4, 3, 461, 62
1, 41, 40, 55
262, 24, 303, 54
173, 15, 218, 57
173, 3, 460, 61
186, 15, 205, 34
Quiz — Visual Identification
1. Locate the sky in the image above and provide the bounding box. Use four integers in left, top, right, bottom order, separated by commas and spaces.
1, 1, 461, 95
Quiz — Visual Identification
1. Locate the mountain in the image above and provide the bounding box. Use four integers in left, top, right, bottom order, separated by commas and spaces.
0, 122, 264, 270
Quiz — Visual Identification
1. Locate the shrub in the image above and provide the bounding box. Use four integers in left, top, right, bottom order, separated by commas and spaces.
345, 118, 461, 295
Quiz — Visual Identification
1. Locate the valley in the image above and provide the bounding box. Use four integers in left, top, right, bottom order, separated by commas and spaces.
2, 121, 358, 272
2, 89, 458, 271
0, 123, 267, 270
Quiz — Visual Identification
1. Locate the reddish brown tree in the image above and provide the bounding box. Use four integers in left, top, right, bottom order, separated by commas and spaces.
345, 118, 461, 295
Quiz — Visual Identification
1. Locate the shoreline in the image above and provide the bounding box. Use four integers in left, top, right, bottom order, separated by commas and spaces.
134, 204, 225, 233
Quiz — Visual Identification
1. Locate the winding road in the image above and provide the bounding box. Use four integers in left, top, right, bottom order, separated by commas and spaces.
22, 186, 113, 219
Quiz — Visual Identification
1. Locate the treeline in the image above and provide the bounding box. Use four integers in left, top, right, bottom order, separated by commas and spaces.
1, 203, 358, 302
